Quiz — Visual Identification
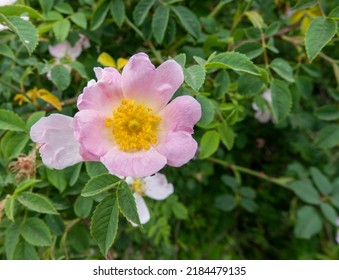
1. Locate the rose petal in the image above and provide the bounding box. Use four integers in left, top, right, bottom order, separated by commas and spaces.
74, 110, 114, 161
144, 173, 173, 200
121, 52, 155, 106
30, 114, 83, 169
48, 41, 69, 58
77, 67, 124, 115
151, 60, 184, 111
100, 147, 167, 177
254, 111, 271, 123
157, 131, 197, 167
132, 194, 150, 226
159, 95, 201, 134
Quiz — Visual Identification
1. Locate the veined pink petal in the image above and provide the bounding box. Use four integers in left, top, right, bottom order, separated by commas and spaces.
100, 148, 167, 177
48, 41, 69, 58
151, 60, 184, 111
144, 173, 174, 200
77, 67, 124, 115
121, 53, 155, 106
157, 131, 197, 167
74, 110, 114, 160
30, 114, 83, 169
133, 194, 150, 225
121, 53, 184, 112
159, 95, 201, 134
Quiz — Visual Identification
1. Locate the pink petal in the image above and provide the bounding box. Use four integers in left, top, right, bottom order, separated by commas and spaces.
121, 53, 155, 106
77, 67, 124, 115
159, 95, 201, 134
100, 148, 167, 177
255, 111, 271, 123
151, 60, 184, 111
144, 173, 173, 200
133, 194, 150, 226
67, 41, 82, 60
73, 110, 114, 161
48, 41, 69, 58
157, 131, 197, 167
121, 53, 184, 112
30, 114, 83, 169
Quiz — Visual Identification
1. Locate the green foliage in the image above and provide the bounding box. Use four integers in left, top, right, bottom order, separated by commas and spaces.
0, 0, 338, 261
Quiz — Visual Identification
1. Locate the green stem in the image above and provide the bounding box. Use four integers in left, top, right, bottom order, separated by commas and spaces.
0, 79, 21, 92
208, 1, 228, 19
319, 52, 339, 64
125, 16, 144, 40
210, 157, 290, 188
146, 40, 164, 63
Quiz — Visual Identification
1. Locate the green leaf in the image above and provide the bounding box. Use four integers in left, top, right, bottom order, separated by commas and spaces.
0, 44, 15, 60
171, 5, 201, 39
26, 111, 45, 130
271, 79, 292, 123
294, 206, 322, 239
51, 65, 71, 90
152, 5, 169, 43
240, 187, 256, 199
85, 162, 108, 178
206, 52, 259, 76
199, 130, 220, 159
289, 180, 321, 205
315, 104, 339, 121
133, 0, 155, 26
53, 19, 71, 42
90, 0, 110, 30
328, 6, 339, 20
54, 2, 74, 14
69, 61, 88, 78
237, 73, 265, 97
5, 196, 15, 222
270, 58, 295, 83
305, 17, 337, 62
81, 174, 121, 197
173, 53, 186, 68
117, 181, 141, 226
45, 215, 65, 236
235, 42, 263, 59
14, 179, 41, 195
219, 122, 234, 150
172, 202, 188, 219
0, 4, 43, 19
240, 198, 257, 212
70, 12, 87, 29
310, 167, 333, 195
320, 202, 337, 225
315, 124, 339, 149
196, 96, 215, 126
0, 109, 26, 132
0, 131, 29, 159
184, 65, 206, 91
293, 0, 318, 10
215, 70, 230, 98
214, 194, 236, 212
17, 192, 58, 215
21, 217, 52, 246
46, 168, 67, 193
74, 196, 93, 218
5, 221, 21, 259
110, 0, 125, 27
12, 240, 39, 260
91, 194, 119, 257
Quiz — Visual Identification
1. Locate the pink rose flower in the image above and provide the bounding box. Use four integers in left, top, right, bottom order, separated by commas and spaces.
126, 173, 174, 225
31, 53, 201, 177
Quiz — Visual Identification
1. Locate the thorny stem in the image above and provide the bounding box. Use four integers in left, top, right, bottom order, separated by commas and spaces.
210, 157, 291, 188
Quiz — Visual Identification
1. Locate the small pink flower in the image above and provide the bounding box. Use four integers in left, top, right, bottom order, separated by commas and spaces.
126, 173, 174, 225
31, 53, 201, 177
252, 89, 272, 123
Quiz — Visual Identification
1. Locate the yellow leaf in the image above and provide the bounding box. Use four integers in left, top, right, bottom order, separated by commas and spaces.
26, 87, 39, 102
117, 58, 128, 70
37, 89, 62, 111
98, 52, 116, 67
13, 94, 30, 106
290, 7, 322, 33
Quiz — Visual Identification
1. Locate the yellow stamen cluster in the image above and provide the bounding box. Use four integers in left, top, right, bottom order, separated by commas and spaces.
132, 178, 145, 196
106, 99, 161, 152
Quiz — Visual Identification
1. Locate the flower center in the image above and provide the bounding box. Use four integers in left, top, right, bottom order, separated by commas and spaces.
131, 178, 145, 195
106, 99, 161, 152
